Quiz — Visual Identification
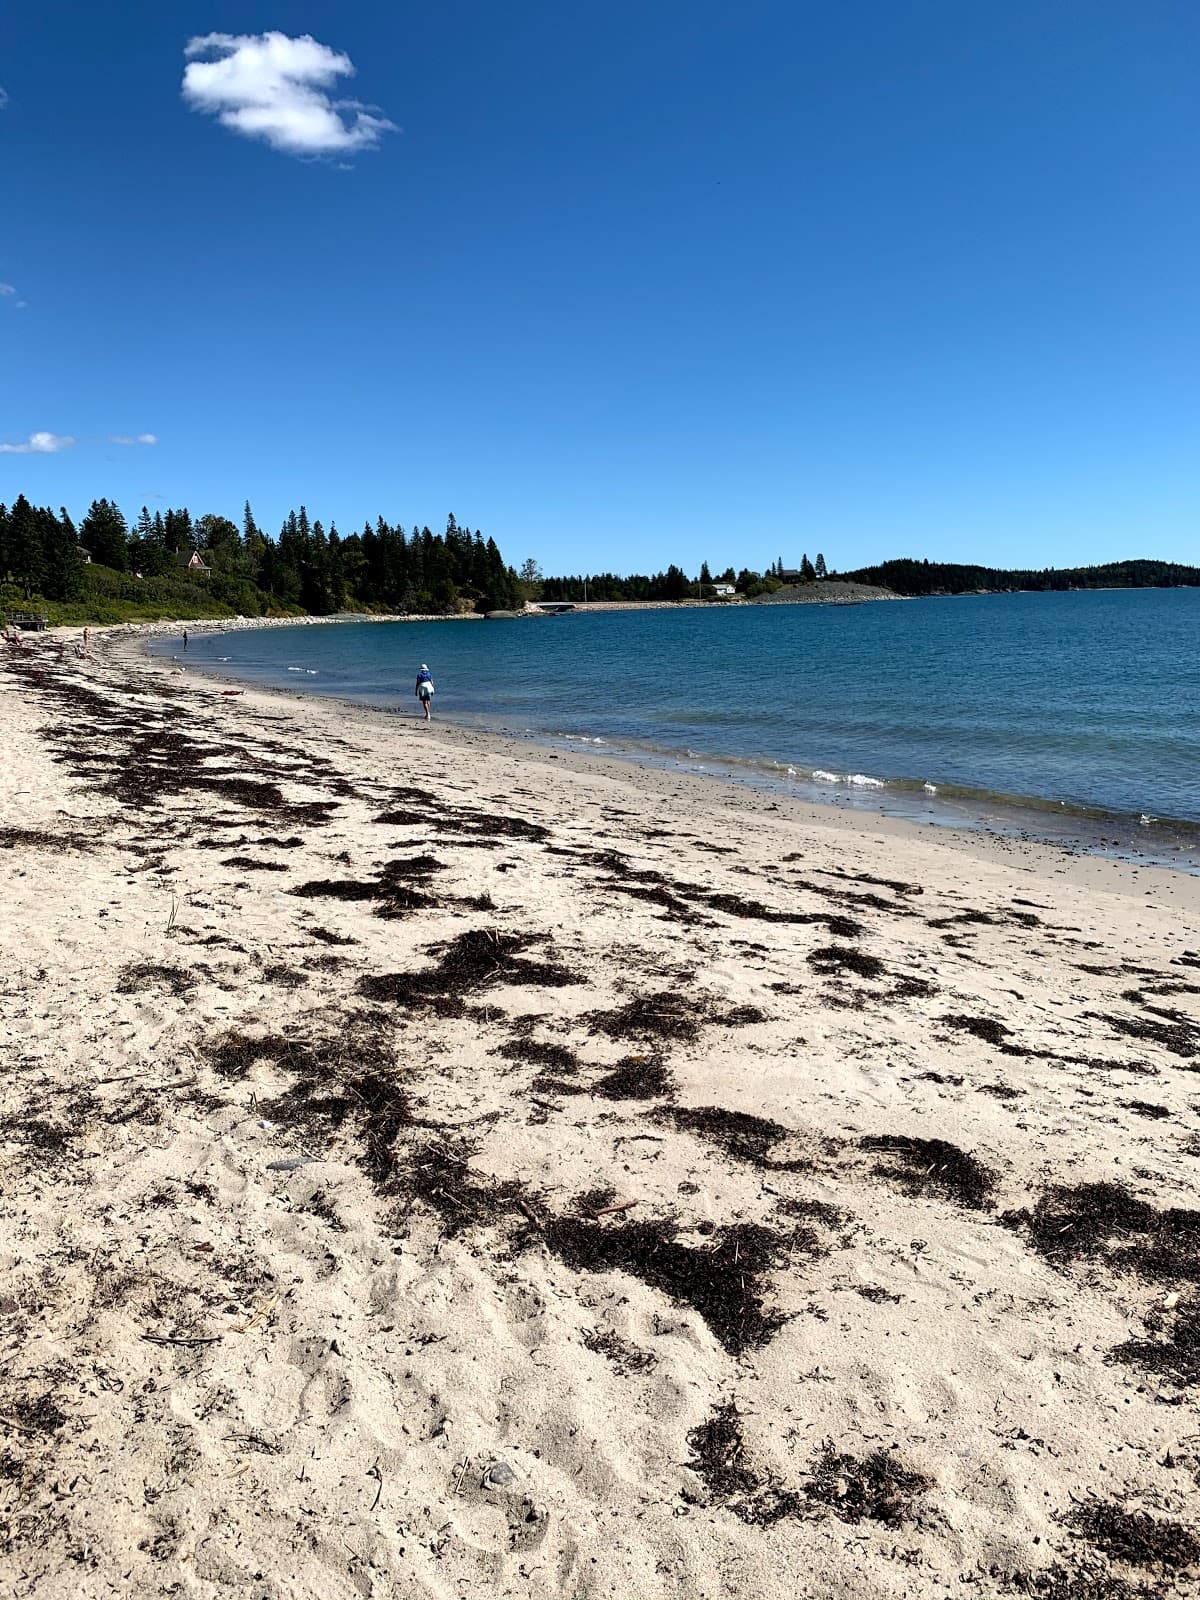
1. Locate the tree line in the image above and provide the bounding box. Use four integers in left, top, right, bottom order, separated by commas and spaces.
838, 557, 1200, 595
538, 555, 830, 602
0, 495, 524, 617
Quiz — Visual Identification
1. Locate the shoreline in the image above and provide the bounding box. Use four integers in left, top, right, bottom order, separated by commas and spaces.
3, 630, 1200, 1597
132, 618, 1200, 877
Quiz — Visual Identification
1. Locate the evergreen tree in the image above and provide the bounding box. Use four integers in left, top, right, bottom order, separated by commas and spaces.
39, 506, 83, 601
815, 552, 828, 579
800, 553, 816, 581
7, 495, 44, 596
699, 559, 713, 597
80, 498, 128, 571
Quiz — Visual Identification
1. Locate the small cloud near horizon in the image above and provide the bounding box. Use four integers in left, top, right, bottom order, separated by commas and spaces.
110, 433, 159, 447
182, 31, 396, 158
0, 431, 76, 455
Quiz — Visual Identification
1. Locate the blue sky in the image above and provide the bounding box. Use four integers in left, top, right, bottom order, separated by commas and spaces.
2, 3, 1197, 573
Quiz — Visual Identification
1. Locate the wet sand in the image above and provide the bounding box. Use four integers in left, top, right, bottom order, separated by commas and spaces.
2, 628, 1199, 1598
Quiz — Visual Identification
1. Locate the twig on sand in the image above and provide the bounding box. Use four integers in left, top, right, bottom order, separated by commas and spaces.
590, 1199, 640, 1218
141, 1332, 222, 1347
231, 1293, 280, 1333
453, 1456, 470, 1495
0, 1414, 42, 1434
368, 1457, 383, 1511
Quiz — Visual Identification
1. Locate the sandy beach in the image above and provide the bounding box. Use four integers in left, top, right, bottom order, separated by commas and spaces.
2, 627, 1199, 1599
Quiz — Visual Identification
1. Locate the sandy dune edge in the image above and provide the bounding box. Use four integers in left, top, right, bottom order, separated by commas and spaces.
2, 634, 1199, 1599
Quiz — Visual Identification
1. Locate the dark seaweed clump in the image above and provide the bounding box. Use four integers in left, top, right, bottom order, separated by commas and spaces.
686, 1403, 802, 1525
861, 1134, 996, 1210
496, 1038, 581, 1074
1088, 1010, 1199, 1061
1111, 1301, 1200, 1390
543, 1217, 816, 1355
291, 872, 442, 919
1065, 1501, 1200, 1572
1009, 1181, 1200, 1283
1121, 1100, 1171, 1120
116, 962, 193, 997
942, 1013, 1015, 1049
700, 892, 863, 940
359, 929, 581, 1007
394, 1136, 538, 1237
375, 803, 548, 844
0, 825, 93, 852
664, 1105, 812, 1173
308, 926, 359, 946
803, 1442, 930, 1526
204, 1026, 542, 1228
221, 856, 289, 872
585, 990, 762, 1045
995, 1567, 1167, 1600
808, 944, 885, 980
582, 1327, 657, 1375
206, 1029, 419, 1189
590, 1057, 675, 1100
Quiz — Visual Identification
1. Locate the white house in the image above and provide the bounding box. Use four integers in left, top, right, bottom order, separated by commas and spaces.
711, 583, 737, 597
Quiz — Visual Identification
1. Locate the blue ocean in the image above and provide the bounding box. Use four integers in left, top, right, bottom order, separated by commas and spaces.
165, 589, 1200, 865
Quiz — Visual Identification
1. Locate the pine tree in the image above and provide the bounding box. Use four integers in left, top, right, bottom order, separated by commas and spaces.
40, 506, 83, 601
800, 553, 816, 581
815, 552, 827, 579
699, 560, 713, 597
80, 498, 129, 571
8, 495, 44, 596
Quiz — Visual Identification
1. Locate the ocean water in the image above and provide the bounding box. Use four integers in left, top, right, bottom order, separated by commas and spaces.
165, 589, 1200, 864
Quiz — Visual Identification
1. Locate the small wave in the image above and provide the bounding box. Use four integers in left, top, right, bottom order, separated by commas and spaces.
1140, 814, 1157, 826
306, 669, 319, 675
923, 782, 938, 794
847, 773, 886, 789
287, 666, 303, 673
812, 769, 840, 784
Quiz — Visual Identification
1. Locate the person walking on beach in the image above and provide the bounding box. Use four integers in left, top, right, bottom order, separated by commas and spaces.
182, 628, 189, 650
415, 663, 434, 720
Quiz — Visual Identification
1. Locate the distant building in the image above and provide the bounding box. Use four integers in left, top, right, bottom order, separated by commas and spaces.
711, 583, 737, 597
778, 568, 803, 584
76, 547, 92, 564
177, 549, 212, 575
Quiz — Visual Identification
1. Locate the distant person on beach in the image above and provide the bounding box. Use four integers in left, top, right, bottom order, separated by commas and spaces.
182, 629, 189, 650
82, 627, 89, 649
415, 663, 434, 720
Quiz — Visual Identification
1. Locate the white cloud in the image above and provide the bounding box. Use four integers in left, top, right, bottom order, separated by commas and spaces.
182, 32, 395, 157
0, 283, 14, 295
110, 433, 158, 447
0, 431, 75, 455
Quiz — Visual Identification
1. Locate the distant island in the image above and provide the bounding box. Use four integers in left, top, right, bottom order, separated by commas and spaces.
538, 555, 1200, 604
2, 488, 1197, 626
836, 556, 1200, 595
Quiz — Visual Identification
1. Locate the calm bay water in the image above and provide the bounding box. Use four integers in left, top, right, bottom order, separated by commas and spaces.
167, 589, 1200, 864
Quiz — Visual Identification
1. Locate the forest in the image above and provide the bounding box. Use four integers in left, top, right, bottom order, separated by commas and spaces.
838, 557, 1200, 595
0, 496, 524, 623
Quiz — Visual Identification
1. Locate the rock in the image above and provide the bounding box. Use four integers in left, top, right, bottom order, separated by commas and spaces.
484, 1462, 516, 1488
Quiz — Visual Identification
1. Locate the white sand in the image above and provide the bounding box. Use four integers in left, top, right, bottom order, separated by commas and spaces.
2, 628, 1198, 1598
